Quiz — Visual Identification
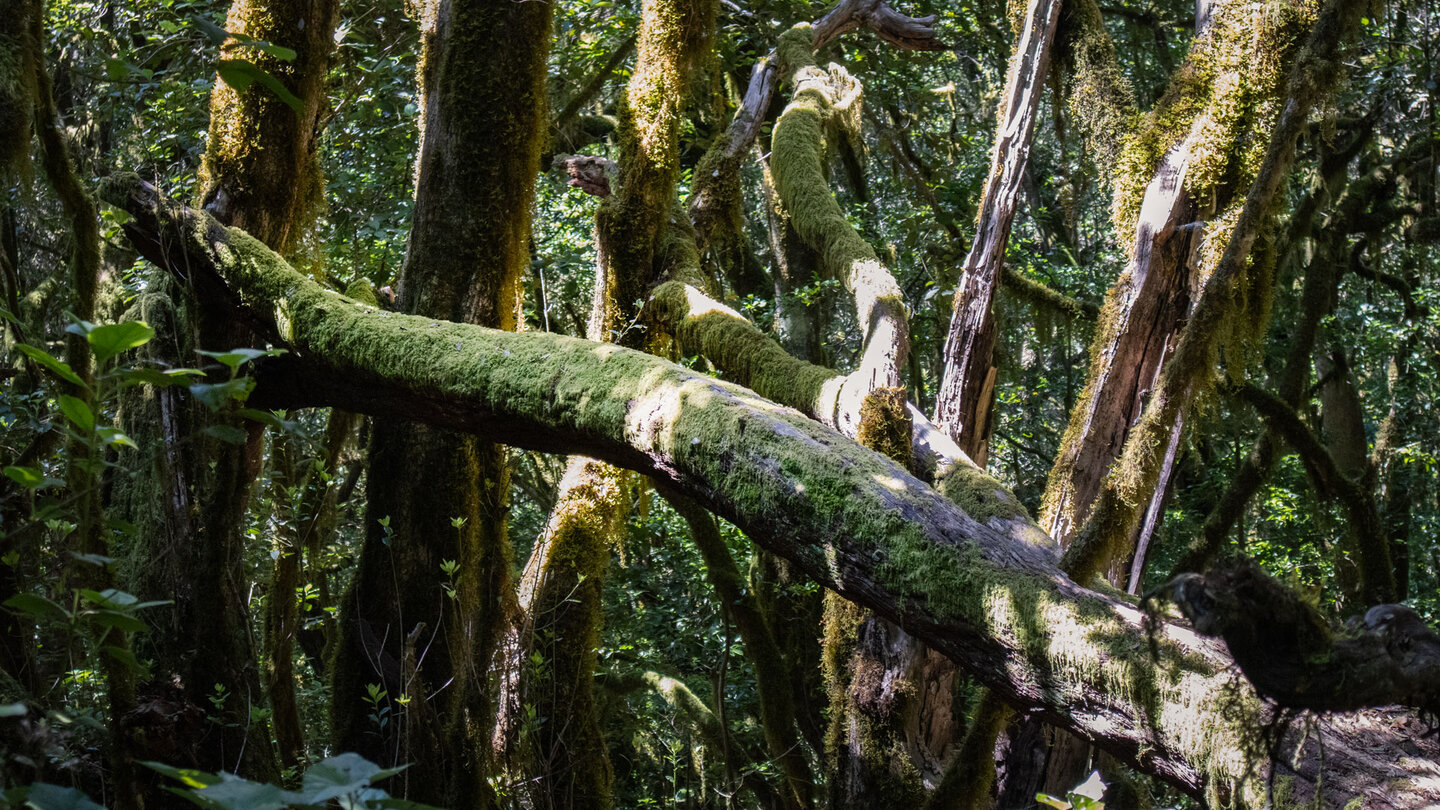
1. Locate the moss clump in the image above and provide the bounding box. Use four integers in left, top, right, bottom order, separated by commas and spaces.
857, 387, 913, 468
1110, 0, 1318, 238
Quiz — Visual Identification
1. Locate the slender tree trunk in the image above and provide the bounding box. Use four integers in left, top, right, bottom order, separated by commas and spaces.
933, 0, 1062, 467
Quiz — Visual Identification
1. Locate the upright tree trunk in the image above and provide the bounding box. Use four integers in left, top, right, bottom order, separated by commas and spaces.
329, 2, 551, 806
513, 1, 715, 804
111, 0, 339, 795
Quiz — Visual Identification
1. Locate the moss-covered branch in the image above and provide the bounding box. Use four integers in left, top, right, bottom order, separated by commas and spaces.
101, 173, 1440, 807
646, 280, 1045, 548
771, 24, 910, 440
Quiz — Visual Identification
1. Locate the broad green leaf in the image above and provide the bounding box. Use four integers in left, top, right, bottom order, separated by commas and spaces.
57, 395, 94, 432
216, 59, 303, 114
190, 378, 256, 410
20, 783, 106, 810
204, 425, 250, 445
87, 321, 155, 364
88, 609, 149, 633
115, 367, 203, 389
193, 772, 299, 810
238, 408, 287, 430
100, 645, 149, 677
14, 345, 82, 386
196, 348, 274, 370
80, 588, 139, 608
141, 761, 223, 789
4, 593, 70, 622
64, 320, 96, 337
97, 427, 138, 449
69, 553, 116, 567
0, 702, 26, 717
3, 466, 44, 488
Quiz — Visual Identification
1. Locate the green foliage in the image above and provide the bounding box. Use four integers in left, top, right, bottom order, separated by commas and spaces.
144, 753, 440, 810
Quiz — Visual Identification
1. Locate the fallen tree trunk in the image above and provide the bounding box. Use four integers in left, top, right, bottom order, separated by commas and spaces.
100, 173, 1440, 808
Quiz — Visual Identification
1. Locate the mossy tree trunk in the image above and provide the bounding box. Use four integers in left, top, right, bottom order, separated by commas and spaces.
328, 1, 551, 806
102, 172, 1440, 807
516, 458, 628, 810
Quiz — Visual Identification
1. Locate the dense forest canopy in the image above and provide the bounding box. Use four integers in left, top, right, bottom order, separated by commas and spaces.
1, 0, 1439, 807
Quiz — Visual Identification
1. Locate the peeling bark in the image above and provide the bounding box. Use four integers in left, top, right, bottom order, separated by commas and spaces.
934, 0, 1062, 467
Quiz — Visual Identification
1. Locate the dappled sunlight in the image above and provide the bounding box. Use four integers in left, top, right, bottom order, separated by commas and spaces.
874, 473, 909, 492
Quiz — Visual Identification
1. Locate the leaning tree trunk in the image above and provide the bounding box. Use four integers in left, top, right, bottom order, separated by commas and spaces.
328, 1, 551, 806
102, 172, 1440, 808
933, 0, 1061, 468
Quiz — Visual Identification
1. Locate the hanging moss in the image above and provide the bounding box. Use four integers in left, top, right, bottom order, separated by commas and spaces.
1111, 0, 1319, 239
857, 387, 913, 469
1053, 0, 1137, 171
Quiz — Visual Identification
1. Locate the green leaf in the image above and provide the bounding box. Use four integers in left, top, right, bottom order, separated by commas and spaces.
299, 753, 387, 803
69, 552, 116, 568
3, 466, 44, 488
238, 408, 288, 430
87, 321, 155, 364
193, 773, 299, 810
89, 609, 149, 633
79, 588, 138, 608
1070, 770, 1106, 801
142, 761, 223, 789
196, 348, 274, 370
115, 367, 203, 389
19, 783, 106, 810
100, 645, 149, 677
96, 426, 139, 449
0, 702, 26, 717
57, 395, 94, 432
190, 378, 256, 410
204, 425, 250, 445
15, 345, 82, 386
4, 593, 70, 622
215, 59, 303, 114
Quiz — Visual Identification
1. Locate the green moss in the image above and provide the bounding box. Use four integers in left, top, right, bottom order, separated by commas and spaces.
936, 462, 1030, 525
594, 0, 716, 341
857, 387, 913, 468
1110, 0, 1318, 239
648, 280, 840, 415
521, 459, 626, 810
343, 279, 378, 306
197, 0, 341, 256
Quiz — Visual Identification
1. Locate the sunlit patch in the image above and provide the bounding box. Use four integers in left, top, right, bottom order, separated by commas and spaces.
874, 474, 907, 491
682, 285, 744, 320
